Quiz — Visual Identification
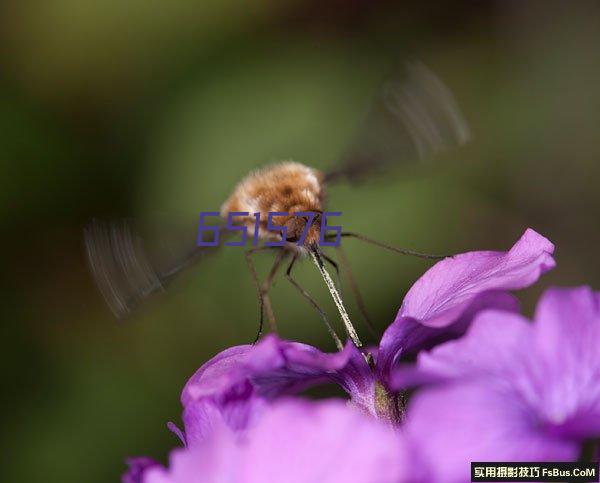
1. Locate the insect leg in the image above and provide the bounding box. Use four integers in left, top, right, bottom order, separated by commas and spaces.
328, 232, 448, 260
285, 254, 344, 351
258, 248, 288, 341
334, 245, 379, 339
245, 246, 280, 342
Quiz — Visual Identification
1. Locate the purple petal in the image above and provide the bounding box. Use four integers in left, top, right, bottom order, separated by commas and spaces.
400, 286, 600, 447
182, 336, 368, 403
242, 399, 407, 483
180, 335, 375, 445
390, 309, 533, 389
145, 399, 407, 483
182, 396, 267, 447
405, 382, 579, 483
528, 287, 600, 439
388, 291, 519, 356
122, 457, 161, 483
181, 344, 252, 407
378, 292, 519, 384
378, 228, 554, 382
143, 430, 239, 483
533, 286, 600, 359
178, 344, 262, 446
399, 228, 554, 328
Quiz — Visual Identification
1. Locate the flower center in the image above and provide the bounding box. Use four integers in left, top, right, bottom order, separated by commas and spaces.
374, 381, 405, 423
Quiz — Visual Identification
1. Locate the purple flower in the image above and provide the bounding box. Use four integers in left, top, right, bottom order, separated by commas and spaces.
177, 228, 554, 437
124, 228, 557, 483
141, 399, 407, 483
402, 286, 600, 483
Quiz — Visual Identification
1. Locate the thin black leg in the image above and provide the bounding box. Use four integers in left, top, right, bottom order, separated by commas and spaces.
257, 249, 288, 341
245, 246, 281, 342
285, 254, 344, 351
327, 232, 448, 260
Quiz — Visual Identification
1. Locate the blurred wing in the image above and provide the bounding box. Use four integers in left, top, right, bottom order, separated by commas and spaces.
84, 217, 225, 319
325, 62, 470, 184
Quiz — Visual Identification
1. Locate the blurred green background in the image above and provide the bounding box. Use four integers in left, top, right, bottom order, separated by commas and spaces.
2, 1, 600, 481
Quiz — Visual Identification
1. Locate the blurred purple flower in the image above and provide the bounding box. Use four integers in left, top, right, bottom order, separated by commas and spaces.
175, 228, 554, 441
402, 286, 600, 483
141, 399, 407, 483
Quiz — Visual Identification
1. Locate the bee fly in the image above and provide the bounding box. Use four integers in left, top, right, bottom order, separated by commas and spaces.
84, 62, 469, 351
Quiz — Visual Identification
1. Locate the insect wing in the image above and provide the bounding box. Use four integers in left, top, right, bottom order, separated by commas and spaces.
84, 216, 226, 319
326, 62, 470, 183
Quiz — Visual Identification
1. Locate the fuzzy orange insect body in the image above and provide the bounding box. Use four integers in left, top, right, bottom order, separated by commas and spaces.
220, 161, 326, 249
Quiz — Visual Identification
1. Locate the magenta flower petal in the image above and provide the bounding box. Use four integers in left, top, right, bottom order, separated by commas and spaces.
399, 228, 554, 327
533, 286, 600, 359
410, 286, 600, 439
378, 292, 519, 384
390, 309, 533, 389
378, 228, 554, 382
180, 335, 374, 445
530, 287, 600, 439
181, 396, 267, 447
386, 291, 520, 356
143, 429, 239, 483
179, 344, 265, 446
182, 335, 368, 403
405, 382, 579, 483
123, 457, 161, 483
144, 399, 407, 483
240, 399, 407, 483
181, 344, 252, 407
